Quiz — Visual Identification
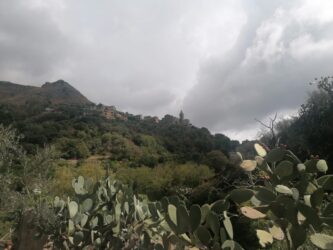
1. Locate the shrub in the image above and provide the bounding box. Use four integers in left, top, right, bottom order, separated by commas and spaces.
116, 163, 213, 200
34, 144, 333, 250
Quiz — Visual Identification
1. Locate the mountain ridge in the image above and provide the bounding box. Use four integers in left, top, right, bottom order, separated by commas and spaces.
0, 80, 92, 106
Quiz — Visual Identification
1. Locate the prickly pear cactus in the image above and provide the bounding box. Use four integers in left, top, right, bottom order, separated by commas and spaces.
234, 143, 333, 249
45, 176, 171, 249
36, 144, 333, 249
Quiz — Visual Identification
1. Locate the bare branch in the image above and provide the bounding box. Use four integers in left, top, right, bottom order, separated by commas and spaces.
254, 118, 271, 129
255, 113, 279, 147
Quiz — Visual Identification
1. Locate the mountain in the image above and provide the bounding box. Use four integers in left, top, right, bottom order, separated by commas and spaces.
0, 80, 91, 106
0, 79, 241, 165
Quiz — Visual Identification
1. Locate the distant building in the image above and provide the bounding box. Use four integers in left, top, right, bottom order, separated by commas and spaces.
44, 107, 55, 112
144, 116, 160, 123
97, 105, 128, 121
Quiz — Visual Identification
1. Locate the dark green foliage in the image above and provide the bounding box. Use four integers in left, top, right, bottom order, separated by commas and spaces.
0, 100, 238, 167
205, 150, 231, 172
272, 76, 333, 172
23, 145, 333, 249
56, 138, 90, 159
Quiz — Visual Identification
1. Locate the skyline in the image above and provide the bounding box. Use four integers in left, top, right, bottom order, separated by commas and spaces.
1, 0, 333, 140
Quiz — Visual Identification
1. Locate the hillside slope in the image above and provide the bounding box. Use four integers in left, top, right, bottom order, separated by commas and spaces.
0, 80, 91, 105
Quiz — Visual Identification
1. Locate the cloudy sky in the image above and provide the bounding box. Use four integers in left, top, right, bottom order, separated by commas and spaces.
1, 0, 333, 140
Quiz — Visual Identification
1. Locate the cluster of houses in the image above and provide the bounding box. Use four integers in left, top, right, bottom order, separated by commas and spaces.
43, 104, 190, 126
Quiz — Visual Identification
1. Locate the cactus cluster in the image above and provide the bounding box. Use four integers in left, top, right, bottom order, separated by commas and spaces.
35, 143, 333, 249
161, 196, 241, 249
44, 175, 244, 249
237, 143, 333, 249
48, 176, 171, 249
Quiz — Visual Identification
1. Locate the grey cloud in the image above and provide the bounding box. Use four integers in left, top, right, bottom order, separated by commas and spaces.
0, 0, 70, 82
1, 0, 333, 140
183, 0, 333, 137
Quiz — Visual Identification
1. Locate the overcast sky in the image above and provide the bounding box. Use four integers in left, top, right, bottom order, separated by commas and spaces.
1, 0, 333, 140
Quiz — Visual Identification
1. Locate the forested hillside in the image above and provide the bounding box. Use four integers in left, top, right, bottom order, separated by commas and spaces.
0, 80, 240, 166
260, 76, 333, 172
1, 78, 333, 249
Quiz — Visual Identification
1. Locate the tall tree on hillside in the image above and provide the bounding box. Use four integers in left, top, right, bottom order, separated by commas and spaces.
274, 76, 333, 169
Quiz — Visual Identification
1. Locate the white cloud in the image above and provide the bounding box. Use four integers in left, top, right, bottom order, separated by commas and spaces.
183, 0, 333, 139
0, 0, 332, 140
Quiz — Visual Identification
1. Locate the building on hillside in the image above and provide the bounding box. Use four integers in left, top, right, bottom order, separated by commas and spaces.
143, 116, 160, 123
44, 107, 55, 112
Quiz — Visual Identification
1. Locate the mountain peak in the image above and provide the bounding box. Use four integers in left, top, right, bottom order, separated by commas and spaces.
0, 80, 92, 106
41, 80, 77, 90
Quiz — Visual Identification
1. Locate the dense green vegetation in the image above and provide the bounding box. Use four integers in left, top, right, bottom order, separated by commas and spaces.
1, 77, 333, 249
22, 144, 333, 250
260, 77, 333, 172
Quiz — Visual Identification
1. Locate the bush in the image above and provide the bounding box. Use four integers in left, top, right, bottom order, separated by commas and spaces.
116, 163, 213, 200
56, 138, 90, 159
52, 160, 105, 196
34, 144, 333, 250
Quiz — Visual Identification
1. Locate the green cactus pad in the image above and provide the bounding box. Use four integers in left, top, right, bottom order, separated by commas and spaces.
317, 160, 328, 173
240, 160, 257, 172
168, 204, 177, 226
321, 175, 333, 191
275, 185, 293, 195
189, 204, 201, 232
169, 195, 180, 207
206, 211, 220, 237
161, 197, 169, 212
254, 143, 267, 157
222, 240, 244, 250
77, 214, 86, 228
310, 188, 324, 209
268, 225, 284, 240
265, 148, 286, 163
229, 188, 254, 204
275, 160, 294, 177
220, 228, 227, 243
317, 175, 332, 186
310, 233, 333, 249
73, 231, 84, 246
323, 202, 333, 217
211, 199, 229, 214
82, 198, 93, 213
177, 205, 190, 234
304, 159, 319, 173
68, 219, 74, 234
223, 211, 233, 239
148, 202, 158, 219
77, 176, 84, 186
297, 203, 321, 230
290, 225, 306, 248
240, 206, 266, 219
254, 187, 276, 203
200, 204, 210, 223
256, 230, 273, 248
69, 201, 78, 218
196, 225, 212, 246
297, 163, 306, 172
291, 188, 299, 201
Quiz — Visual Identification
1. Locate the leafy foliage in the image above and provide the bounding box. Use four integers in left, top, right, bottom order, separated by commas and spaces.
267, 76, 333, 172
30, 144, 333, 249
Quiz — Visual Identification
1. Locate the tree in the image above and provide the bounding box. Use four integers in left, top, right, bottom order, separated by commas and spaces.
56, 138, 90, 159
205, 150, 230, 172
256, 112, 278, 148
0, 125, 22, 174
271, 76, 333, 170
